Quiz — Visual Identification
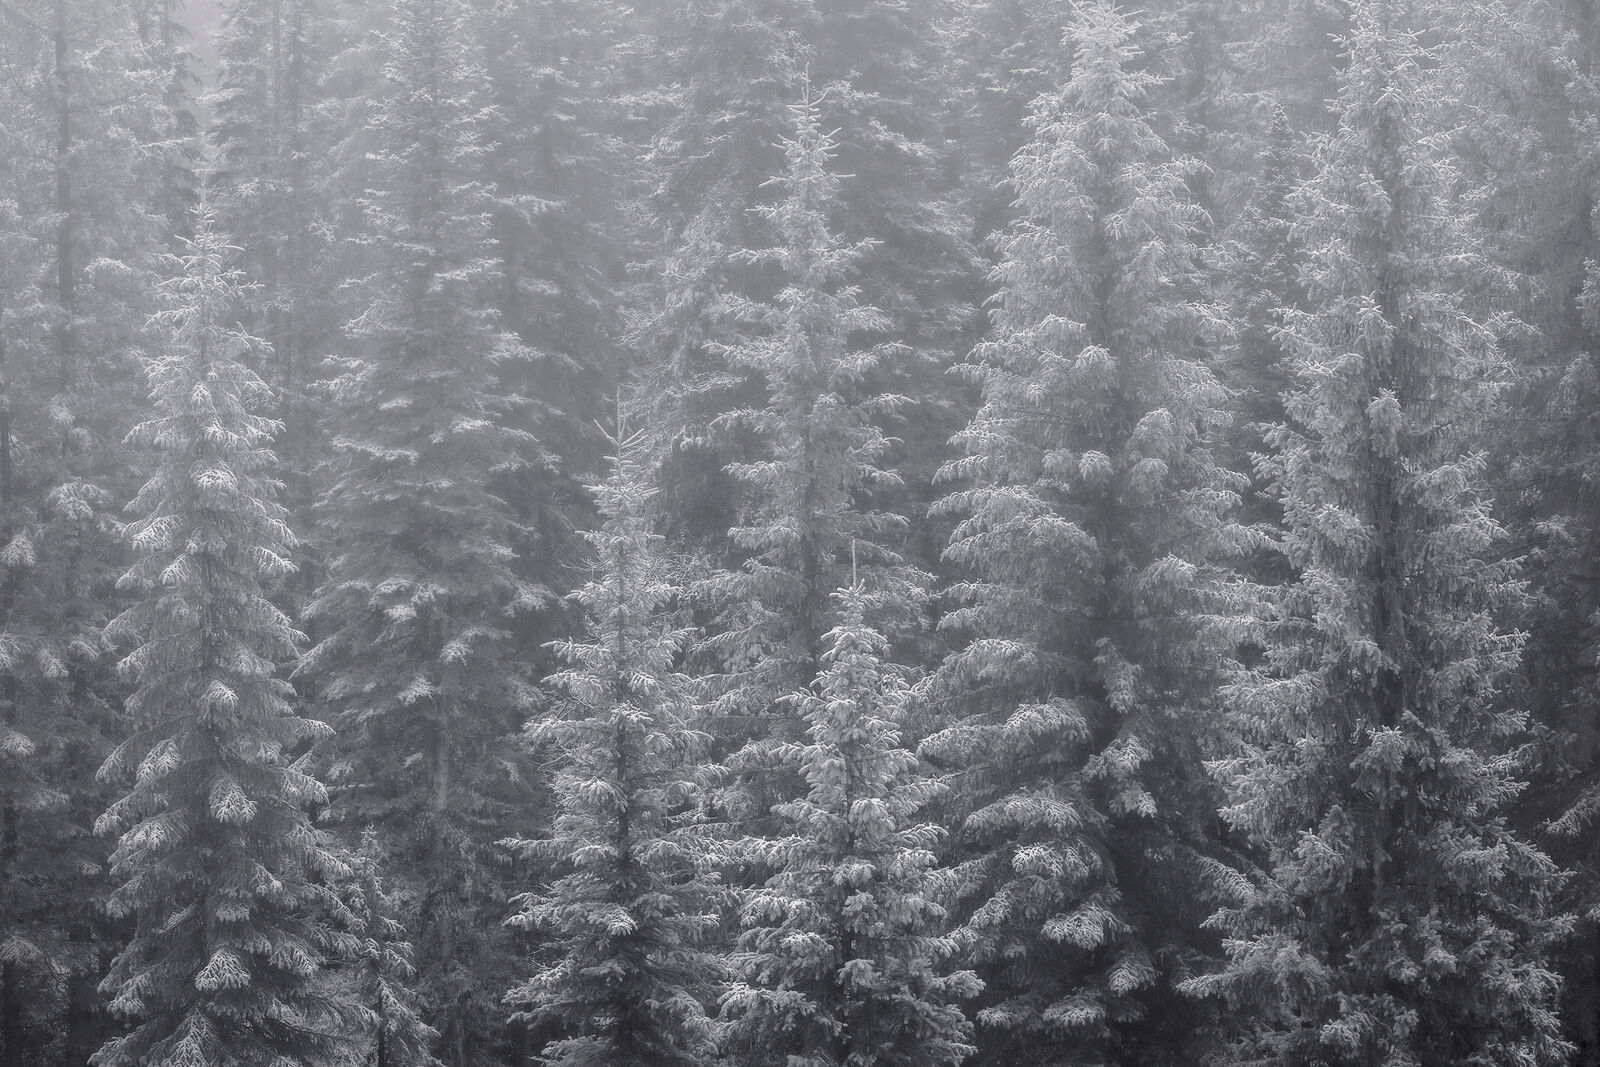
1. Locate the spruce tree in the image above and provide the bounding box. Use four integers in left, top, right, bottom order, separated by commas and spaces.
208, 0, 343, 541
1449, 0, 1600, 1047
506, 427, 723, 1067
0, 1, 187, 1057
0, 100, 59, 1067
629, 0, 976, 567
948, 0, 1076, 243
626, 0, 807, 554
93, 215, 358, 1067
924, 3, 1247, 1063
700, 94, 925, 732
1186, 4, 1573, 1065
298, 0, 539, 1059
473, 0, 627, 486
1215, 100, 1308, 591
720, 579, 978, 1067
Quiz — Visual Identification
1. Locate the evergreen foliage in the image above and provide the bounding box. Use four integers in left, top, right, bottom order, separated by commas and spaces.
700, 94, 924, 731
3, 0, 1600, 1060
472, 0, 629, 668
923, 3, 1247, 1062
298, 0, 540, 1059
626, 0, 806, 556
629, 0, 976, 568
948, 0, 1077, 243
506, 427, 723, 1067
0, 1, 186, 1058
207, 0, 343, 536
342, 832, 442, 1067
93, 215, 358, 1067
1460, 6, 1600, 1050
1187, 5, 1574, 1064
721, 579, 977, 1067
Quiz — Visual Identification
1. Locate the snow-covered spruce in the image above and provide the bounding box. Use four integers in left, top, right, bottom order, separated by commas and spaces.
1185, 3, 1572, 1065
296, 0, 541, 1055
95, 216, 359, 1067
924, 3, 1251, 1063
721, 580, 977, 1067
699, 93, 925, 733
506, 428, 723, 1067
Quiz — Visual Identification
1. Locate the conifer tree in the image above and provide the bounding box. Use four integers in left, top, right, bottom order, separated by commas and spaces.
0, 98, 60, 1067
1186, 5, 1573, 1065
923, 3, 1247, 1063
298, 0, 540, 1059
629, 0, 976, 566
626, 0, 808, 554
208, 0, 343, 536
1215, 101, 1307, 591
506, 427, 723, 1067
720, 579, 978, 1067
948, 0, 1076, 242
1447, 1, 1600, 1046
0, 1, 189, 1057
93, 215, 358, 1067
343, 832, 441, 1067
473, 0, 627, 480
700, 95, 925, 732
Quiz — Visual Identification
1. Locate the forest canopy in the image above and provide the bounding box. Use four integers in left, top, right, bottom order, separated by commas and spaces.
0, 0, 1598, 1065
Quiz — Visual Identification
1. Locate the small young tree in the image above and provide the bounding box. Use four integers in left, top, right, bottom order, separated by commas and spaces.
342, 832, 440, 1067
1187, 4, 1573, 1065
720, 579, 978, 1067
506, 427, 722, 1067
93, 216, 358, 1067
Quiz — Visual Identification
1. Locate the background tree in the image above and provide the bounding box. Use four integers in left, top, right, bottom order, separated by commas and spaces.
625, 0, 806, 557
473, 0, 629, 608
698, 95, 925, 744
628, 0, 977, 573
207, 0, 344, 554
297, 0, 542, 1060
1440, 0, 1600, 1056
341, 831, 442, 1067
0, 0, 182, 1057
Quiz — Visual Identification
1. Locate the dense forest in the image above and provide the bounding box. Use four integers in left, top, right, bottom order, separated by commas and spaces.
3, 0, 1600, 1064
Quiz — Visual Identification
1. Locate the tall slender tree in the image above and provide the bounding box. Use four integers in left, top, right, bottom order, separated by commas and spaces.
1187, 4, 1573, 1065
208, 0, 343, 549
629, 0, 977, 569
342, 831, 442, 1067
473, 0, 629, 540
506, 426, 723, 1067
1443, 0, 1600, 1054
699, 94, 925, 735
0, 1, 182, 1057
298, 0, 541, 1060
93, 214, 359, 1067
923, 3, 1248, 1063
